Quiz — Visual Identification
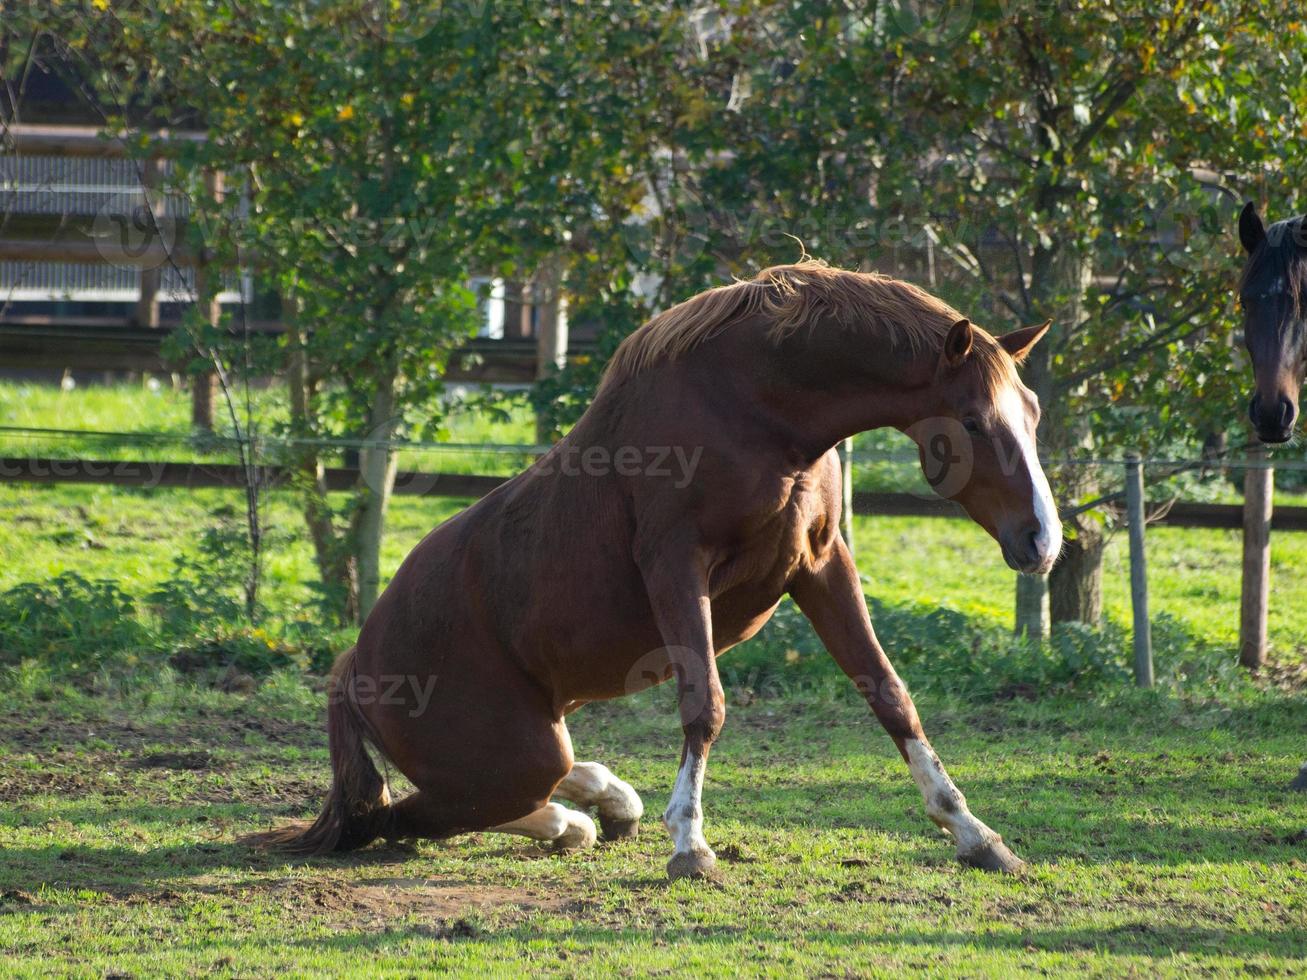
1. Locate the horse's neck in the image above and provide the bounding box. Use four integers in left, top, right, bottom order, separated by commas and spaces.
694, 321, 940, 459
780, 331, 936, 445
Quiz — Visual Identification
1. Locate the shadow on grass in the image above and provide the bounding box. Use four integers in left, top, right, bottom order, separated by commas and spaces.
226, 920, 1307, 963
0, 838, 425, 896
1, 756, 1303, 905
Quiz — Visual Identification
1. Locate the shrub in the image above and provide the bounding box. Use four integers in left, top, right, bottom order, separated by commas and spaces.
725, 596, 1240, 702
0, 572, 155, 673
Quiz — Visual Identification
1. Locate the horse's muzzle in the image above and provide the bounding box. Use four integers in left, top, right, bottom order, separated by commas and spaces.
1000, 524, 1058, 576
1249, 392, 1297, 444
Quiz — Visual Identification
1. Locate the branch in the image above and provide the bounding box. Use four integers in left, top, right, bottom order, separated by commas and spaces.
1067, 10, 1204, 165
1053, 297, 1210, 392
923, 224, 985, 283
1057, 438, 1261, 523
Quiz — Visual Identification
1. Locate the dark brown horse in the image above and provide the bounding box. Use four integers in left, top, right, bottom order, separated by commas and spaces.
1237, 204, 1307, 792
253, 262, 1060, 877
1238, 202, 1307, 444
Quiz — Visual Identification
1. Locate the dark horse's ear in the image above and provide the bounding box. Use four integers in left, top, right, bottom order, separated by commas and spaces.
1240, 201, 1266, 254
998, 319, 1052, 364
940, 318, 973, 369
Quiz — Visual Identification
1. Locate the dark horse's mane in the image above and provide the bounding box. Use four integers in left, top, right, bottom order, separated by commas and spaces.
1240, 215, 1307, 315
599, 261, 1014, 395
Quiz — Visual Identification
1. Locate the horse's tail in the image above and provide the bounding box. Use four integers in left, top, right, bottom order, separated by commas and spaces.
242, 647, 392, 854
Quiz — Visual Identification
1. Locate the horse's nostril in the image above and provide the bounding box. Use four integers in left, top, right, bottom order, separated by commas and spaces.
1249, 394, 1261, 426
1279, 397, 1297, 428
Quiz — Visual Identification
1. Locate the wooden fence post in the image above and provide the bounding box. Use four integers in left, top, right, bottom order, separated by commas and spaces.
1014, 574, 1049, 641
840, 437, 855, 560
1240, 445, 1273, 670
1124, 452, 1153, 687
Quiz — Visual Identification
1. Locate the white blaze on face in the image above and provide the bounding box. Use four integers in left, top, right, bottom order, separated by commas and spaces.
998, 383, 1061, 565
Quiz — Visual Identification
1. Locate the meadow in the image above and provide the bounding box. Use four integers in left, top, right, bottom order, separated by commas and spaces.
1, 381, 1305, 976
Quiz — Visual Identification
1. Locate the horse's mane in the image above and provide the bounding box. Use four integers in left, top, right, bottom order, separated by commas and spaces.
599, 260, 1012, 392
1239, 215, 1307, 316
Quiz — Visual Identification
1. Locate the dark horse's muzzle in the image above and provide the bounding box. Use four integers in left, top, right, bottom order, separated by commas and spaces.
1249, 391, 1297, 444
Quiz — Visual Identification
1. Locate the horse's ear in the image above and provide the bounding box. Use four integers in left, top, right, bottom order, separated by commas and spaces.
1240, 201, 1266, 254
998, 319, 1051, 364
940, 318, 973, 369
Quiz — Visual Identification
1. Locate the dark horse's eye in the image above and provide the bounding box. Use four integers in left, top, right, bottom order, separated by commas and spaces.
961, 417, 980, 434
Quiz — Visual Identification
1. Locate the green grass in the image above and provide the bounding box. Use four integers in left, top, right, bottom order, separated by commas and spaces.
3, 382, 1307, 974
0, 483, 469, 623
0, 380, 541, 475
4, 480, 1307, 664
13, 378, 1307, 498
0, 677, 1304, 976
850, 516, 1307, 664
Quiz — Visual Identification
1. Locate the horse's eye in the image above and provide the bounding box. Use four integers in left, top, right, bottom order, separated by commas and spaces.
962, 417, 981, 434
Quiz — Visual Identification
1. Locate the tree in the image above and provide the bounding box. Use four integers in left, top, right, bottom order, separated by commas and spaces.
871, 0, 1307, 634
72, 0, 570, 622
541, 0, 1307, 637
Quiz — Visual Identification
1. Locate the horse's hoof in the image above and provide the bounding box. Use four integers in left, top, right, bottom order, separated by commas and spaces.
601, 816, 640, 841
958, 838, 1025, 873
667, 847, 718, 882
552, 812, 597, 852
1290, 763, 1307, 792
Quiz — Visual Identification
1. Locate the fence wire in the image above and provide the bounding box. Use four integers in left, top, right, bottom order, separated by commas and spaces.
0, 422, 1303, 471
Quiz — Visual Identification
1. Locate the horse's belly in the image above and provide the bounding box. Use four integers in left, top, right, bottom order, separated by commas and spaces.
544, 585, 786, 706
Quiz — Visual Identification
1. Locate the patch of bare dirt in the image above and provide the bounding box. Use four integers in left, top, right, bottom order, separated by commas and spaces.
0, 767, 99, 802
188, 875, 576, 930
0, 709, 322, 756
127, 750, 221, 771
716, 843, 759, 864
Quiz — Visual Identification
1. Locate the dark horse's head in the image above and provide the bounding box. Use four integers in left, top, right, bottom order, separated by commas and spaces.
1238, 203, 1307, 444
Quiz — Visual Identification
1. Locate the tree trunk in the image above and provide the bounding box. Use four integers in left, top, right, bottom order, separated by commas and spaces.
1049, 520, 1105, 626
1014, 573, 1049, 639
353, 370, 399, 622
532, 256, 568, 445
1022, 245, 1105, 628
286, 308, 358, 623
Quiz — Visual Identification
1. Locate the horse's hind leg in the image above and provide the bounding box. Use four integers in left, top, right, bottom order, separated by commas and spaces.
554, 762, 644, 840
490, 802, 597, 851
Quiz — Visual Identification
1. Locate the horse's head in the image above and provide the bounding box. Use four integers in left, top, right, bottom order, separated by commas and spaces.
907, 318, 1061, 575
1238, 203, 1307, 444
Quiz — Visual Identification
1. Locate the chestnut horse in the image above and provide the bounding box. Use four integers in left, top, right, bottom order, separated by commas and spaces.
253, 262, 1061, 877
1236, 204, 1307, 792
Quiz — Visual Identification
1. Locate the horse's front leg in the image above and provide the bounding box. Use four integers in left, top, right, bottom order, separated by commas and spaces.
639, 555, 724, 881
790, 539, 1024, 872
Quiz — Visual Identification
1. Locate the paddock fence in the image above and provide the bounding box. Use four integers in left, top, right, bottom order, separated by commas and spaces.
0, 424, 1300, 686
